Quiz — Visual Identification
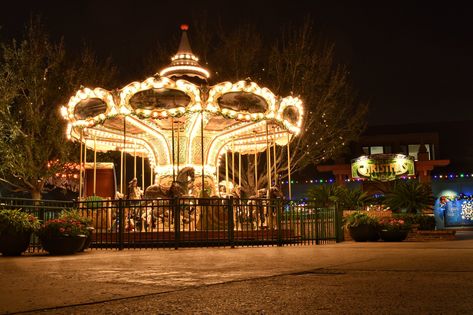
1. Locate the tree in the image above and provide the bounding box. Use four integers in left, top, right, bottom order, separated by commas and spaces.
0, 17, 117, 199
215, 19, 367, 195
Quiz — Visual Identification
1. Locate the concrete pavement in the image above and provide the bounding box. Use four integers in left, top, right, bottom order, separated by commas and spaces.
1, 238, 473, 314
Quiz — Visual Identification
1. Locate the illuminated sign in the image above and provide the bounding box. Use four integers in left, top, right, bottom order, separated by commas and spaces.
351, 154, 415, 182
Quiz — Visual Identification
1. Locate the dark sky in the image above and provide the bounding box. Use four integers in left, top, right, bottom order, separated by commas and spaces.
1, 0, 472, 126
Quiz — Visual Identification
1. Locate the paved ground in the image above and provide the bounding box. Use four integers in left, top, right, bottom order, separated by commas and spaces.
2, 235, 473, 314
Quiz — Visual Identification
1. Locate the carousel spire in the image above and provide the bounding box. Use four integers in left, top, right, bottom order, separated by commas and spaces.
159, 24, 210, 80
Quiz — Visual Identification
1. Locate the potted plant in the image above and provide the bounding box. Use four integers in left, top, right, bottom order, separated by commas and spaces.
59, 209, 94, 251
379, 217, 410, 241
0, 209, 40, 256
37, 218, 88, 255
344, 211, 380, 242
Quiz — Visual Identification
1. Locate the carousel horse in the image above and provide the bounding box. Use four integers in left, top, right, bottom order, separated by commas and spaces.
141, 167, 195, 230
247, 186, 285, 229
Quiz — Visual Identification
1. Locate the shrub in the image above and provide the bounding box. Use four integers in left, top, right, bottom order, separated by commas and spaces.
344, 211, 379, 228
392, 213, 436, 230
384, 180, 434, 214
37, 218, 88, 239
0, 209, 40, 235
59, 209, 92, 227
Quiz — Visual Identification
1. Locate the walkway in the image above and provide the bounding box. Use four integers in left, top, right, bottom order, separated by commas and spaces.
2, 239, 473, 314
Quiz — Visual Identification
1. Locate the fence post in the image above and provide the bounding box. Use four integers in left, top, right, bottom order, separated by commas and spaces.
174, 198, 180, 249
228, 197, 235, 248
118, 199, 125, 250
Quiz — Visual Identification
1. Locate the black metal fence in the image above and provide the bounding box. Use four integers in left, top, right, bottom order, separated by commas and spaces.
0, 197, 342, 251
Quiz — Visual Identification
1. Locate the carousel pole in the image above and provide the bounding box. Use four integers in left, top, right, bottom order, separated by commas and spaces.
231, 138, 235, 186
120, 147, 123, 195
123, 117, 127, 197
142, 154, 145, 192
238, 150, 241, 188
287, 133, 292, 200
216, 153, 219, 193
225, 147, 229, 194
133, 141, 137, 179
79, 129, 83, 200
177, 121, 180, 175
200, 112, 205, 196
150, 166, 154, 186
266, 123, 271, 198
273, 127, 277, 185
84, 139, 87, 196
171, 117, 175, 182
254, 139, 258, 195
93, 135, 97, 196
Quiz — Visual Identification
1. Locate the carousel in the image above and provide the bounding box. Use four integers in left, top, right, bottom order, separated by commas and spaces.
61, 25, 304, 202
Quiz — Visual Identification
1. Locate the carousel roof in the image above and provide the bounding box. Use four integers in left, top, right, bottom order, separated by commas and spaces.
61, 25, 304, 177
159, 24, 209, 80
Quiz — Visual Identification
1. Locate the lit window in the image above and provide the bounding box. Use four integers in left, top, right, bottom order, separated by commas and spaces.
370, 146, 384, 154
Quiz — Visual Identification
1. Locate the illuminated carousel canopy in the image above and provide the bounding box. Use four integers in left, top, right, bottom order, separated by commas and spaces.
61, 25, 304, 188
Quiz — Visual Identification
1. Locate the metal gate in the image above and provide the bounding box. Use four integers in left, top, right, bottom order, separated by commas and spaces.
0, 197, 342, 251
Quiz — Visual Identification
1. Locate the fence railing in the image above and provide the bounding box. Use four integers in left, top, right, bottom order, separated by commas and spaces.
0, 197, 342, 251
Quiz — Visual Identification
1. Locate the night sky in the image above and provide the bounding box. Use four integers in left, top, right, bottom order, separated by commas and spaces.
1, 0, 472, 126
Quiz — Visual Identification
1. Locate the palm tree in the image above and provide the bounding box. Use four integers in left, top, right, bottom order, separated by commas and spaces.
384, 180, 434, 214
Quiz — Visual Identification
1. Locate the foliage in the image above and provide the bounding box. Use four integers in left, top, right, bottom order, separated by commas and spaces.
338, 187, 372, 210
59, 209, 92, 227
379, 217, 410, 232
0, 208, 40, 235
306, 184, 343, 208
384, 180, 435, 214
84, 195, 104, 209
392, 213, 436, 230
344, 211, 379, 228
37, 218, 89, 239
0, 17, 117, 199
306, 185, 371, 210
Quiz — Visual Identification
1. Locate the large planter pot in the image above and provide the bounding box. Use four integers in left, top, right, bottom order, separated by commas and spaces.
0, 230, 32, 256
348, 224, 380, 242
380, 229, 408, 242
40, 235, 86, 255
79, 227, 95, 252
